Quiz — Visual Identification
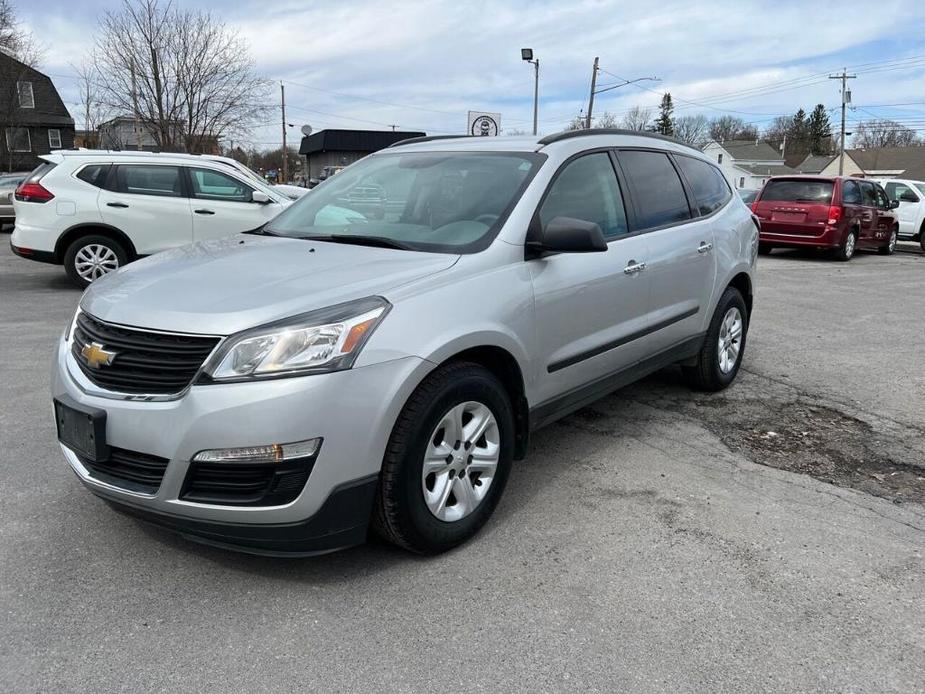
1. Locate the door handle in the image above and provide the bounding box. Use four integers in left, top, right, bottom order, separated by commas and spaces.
697, 241, 713, 254
106, 202, 129, 208
194, 209, 215, 215
623, 260, 647, 275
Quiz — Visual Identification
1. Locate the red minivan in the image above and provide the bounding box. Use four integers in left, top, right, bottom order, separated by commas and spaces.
752, 176, 899, 260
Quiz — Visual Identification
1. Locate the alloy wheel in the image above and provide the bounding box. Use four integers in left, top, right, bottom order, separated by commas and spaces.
844, 233, 856, 259
74, 244, 119, 281
717, 307, 743, 374
421, 400, 500, 522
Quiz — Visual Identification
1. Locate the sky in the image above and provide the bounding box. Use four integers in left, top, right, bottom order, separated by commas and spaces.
16, 0, 925, 150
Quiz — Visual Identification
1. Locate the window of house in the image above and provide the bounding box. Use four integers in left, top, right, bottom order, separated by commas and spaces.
188, 168, 253, 202
717, 153, 724, 164
48, 129, 62, 149
16, 81, 34, 108
618, 150, 691, 229
675, 155, 732, 216
5, 127, 31, 152
739, 177, 745, 188
539, 152, 628, 239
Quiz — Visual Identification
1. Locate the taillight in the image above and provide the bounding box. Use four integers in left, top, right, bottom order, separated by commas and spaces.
750, 201, 759, 214
827, 205, 842, 225
15, 182, 54, 203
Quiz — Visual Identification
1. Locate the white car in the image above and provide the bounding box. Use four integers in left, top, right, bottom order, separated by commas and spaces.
874, 178, 925, 251
10, 150, 292, 287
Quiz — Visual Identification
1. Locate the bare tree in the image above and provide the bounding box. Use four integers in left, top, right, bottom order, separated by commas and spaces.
673, 114, 709, 147
72, 61, 111, 148
93, 0, 270, 153
852, 119, 921, 149
621, 106, 652, 132
504, 128, 527, 136
593, 111, 619, 129
564, 114, 585, 131
709, 115, 758, 143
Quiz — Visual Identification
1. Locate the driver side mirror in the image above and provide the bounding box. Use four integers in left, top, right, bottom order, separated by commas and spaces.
251, 190, 271, 204
889, 199, 900, 209
527, 216, 608, 257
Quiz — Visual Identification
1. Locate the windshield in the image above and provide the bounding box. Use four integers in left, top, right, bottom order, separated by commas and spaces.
265, 151, 544, 253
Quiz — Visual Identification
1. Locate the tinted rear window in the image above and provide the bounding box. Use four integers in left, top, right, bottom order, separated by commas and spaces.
760, 179, 833, 203
76, 164, 111, 189
675, 155, 731, 215
619, 150, 691, 228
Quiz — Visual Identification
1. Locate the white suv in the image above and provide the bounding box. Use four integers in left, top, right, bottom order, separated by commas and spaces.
10, 150, 293, 287
874, 178, 925, 251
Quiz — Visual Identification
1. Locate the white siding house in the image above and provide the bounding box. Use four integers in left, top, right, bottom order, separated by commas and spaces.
701, 139, 797, 190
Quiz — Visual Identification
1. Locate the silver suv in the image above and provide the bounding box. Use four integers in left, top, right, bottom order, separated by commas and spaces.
52, 130, 758, 556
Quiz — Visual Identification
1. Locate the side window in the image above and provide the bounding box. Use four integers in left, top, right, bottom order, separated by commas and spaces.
618, 150, 691, 229
189, 167, 253, 202
842, 180, 861, 205
885, 182, 919, 203
76, 164, 111, 189
115, 165, 183, 197
539, 152, 628, 239
874, 186, 890, 209
675, 155, 731, 216
859, 181, 878, 207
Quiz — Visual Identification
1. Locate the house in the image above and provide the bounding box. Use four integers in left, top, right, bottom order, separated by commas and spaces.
795, 153, 835, 174
701, 139, 797, 190
0, 52, 75, 171
818, 147, 925, 181
98, 116, 162, 151
298, 129, 425, 181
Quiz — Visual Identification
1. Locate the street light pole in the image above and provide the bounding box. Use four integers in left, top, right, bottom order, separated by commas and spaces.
521, 48, 540, 136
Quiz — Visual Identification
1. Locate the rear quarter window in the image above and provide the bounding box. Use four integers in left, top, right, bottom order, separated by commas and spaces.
760, 179, 833, 203
75, 164, 111, 189
675, 155, 731, 215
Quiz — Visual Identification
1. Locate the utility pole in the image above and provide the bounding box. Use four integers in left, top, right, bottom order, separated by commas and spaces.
387, 124, 399, 132
280, 82, 288, 184
829, 68, 856, 175
586, 57, 599, 129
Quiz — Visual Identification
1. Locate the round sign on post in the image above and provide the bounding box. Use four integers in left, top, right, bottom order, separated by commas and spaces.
300, 124, 313, 136
467, 111, 501, 136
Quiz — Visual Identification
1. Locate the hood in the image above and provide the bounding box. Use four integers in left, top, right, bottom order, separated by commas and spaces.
81, 235, 459, 335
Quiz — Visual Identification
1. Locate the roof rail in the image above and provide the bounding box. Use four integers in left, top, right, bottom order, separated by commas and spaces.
538, 128, 700, 151
388, 135, 471, 148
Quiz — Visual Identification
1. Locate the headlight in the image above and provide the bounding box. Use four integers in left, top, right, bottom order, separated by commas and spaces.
203, 296, 390, 381
64, 308, 80, 342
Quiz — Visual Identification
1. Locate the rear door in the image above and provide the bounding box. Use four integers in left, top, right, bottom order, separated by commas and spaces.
883, 181, 920, 237
186, 167, 285, 241
98, 164, 192, 254
753, 178, 834, 236
618, 149, 714, 352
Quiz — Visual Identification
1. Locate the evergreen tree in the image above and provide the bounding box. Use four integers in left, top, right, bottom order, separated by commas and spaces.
808, 104, 833, 154
654, 93, 674, 136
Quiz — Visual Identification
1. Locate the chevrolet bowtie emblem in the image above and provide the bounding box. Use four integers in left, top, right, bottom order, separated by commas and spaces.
81, 341, 117, 369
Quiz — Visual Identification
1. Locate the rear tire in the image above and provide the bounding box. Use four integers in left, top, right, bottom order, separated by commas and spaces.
372, 361, 515, 554
879, 226, 898, 255
63, 235, 127, 288
757, 243, 773, 255
834, 229, 857, 261
682, 287, 748, 392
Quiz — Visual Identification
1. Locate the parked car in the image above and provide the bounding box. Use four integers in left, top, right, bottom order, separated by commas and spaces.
873, 178, 925, 252
51, 130, 757, 556
10, 150, 292, 287
0, 171, 30, 224
752, 175, 899, 260
737, 188, 759, 204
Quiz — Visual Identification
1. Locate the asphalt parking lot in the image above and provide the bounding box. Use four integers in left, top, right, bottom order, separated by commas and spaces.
1, 240, 923, 693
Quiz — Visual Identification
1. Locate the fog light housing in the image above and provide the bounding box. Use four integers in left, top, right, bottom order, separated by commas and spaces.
191, 438, 322, 464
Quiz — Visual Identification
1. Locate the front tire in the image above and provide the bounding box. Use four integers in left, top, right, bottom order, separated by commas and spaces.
879, 226, 898, 255
682, 287, 748, 392
372, 361, 515, 554
63, 235, 127, 288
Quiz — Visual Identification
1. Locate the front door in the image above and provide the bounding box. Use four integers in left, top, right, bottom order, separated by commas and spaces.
884, 181, 920, 238
186, 167, 285, 241
98, 164, 192, 255
529, 151, 653, 407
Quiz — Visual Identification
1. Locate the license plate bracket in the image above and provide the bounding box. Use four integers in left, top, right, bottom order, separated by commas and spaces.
54, 396, 108, 462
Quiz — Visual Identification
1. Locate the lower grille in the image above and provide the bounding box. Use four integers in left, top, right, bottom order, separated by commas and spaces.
181, 461, 314, 507
71, 312, 221, 395
79, 447, 170, 494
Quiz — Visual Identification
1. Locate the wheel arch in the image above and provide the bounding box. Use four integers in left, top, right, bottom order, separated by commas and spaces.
54, 223, 138, 263
726, 271, 753, 318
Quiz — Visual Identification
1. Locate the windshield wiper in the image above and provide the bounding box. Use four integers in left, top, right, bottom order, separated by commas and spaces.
301, 234, 414, 251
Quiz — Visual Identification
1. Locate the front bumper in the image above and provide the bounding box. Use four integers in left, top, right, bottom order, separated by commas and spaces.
53, 334, 432, 554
